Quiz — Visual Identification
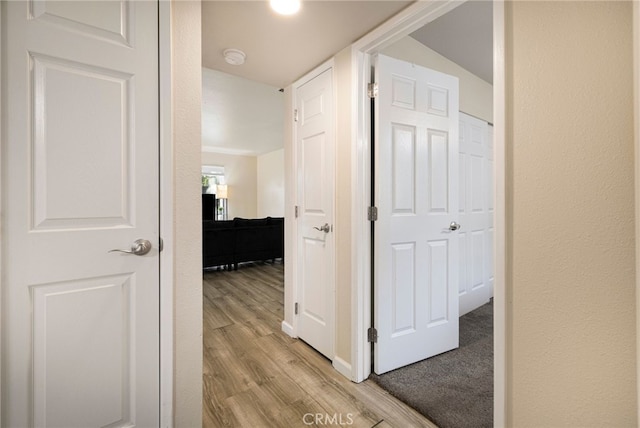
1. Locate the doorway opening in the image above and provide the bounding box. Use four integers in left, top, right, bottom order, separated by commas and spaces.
351, 0, 506, 425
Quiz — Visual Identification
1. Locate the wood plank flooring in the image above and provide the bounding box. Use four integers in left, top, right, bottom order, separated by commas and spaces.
203, 262, 438, 428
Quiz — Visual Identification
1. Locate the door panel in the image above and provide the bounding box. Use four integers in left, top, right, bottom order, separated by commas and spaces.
374, 54, 459, 375
295, 68, 335, 359
32, 275, 135, 427
458, 112, 493, 315
32, 54, 133, 230
2, 1, 159, 426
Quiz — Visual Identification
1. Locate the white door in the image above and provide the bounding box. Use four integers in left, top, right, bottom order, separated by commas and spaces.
374, 54, 459, 374
458, 112, 494, 315
2, 1, 160, 426
295, 67, 335, 359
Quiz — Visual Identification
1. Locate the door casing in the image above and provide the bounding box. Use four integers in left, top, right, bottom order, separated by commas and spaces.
158, 2, 174, 425
349, 1, 507, 426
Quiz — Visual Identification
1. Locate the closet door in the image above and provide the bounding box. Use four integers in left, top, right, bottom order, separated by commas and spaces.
2, 2, 160, 426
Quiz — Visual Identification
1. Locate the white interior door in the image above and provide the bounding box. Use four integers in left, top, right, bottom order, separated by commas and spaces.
374, 54, 459, 375
458, 112, 494, 316
295, 67, 335, 359
2, 1, 160, 426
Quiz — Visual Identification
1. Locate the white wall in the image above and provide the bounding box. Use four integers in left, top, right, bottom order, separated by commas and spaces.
171, 1, 202, 426
257, 148, 285, 217
381, 36, 493, 123
201, 151, 257, 219
202, 68, 284, 155
334, 47, 354, 366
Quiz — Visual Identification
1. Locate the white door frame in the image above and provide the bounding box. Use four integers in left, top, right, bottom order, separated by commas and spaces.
159, 1, 174, 425
0, 1, 174, 425
634, 3, 640, 425
349, 0, 506, 425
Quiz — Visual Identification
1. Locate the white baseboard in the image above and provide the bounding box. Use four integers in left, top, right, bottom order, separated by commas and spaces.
332, 356, 352, 380
281, 320, 296, 338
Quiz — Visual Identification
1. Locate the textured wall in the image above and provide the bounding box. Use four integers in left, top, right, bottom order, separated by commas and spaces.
507, 1, 636, 425
171, 1, 202, 426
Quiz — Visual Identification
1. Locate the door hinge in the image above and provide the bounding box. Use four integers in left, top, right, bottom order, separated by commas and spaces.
368, 327, 378, 343
367, 206, 378, 221
295, 302, 299, 315
294, 109, 299, 122
294, 205, 299, 218
367, 82, 378, 99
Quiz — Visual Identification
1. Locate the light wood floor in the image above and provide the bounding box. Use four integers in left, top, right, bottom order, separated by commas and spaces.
203, 262, 438, 428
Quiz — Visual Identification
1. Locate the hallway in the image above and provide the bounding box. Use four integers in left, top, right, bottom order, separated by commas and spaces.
202, 262, 437, 427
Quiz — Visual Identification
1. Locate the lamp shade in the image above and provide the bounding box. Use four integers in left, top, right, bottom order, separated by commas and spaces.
216, 184, 228, 199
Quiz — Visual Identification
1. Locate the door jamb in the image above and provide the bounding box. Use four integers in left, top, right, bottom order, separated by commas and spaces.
0, 3, 4, 422
158, 0, 174, 425
349, 1, 506, 426
634, 2, 640, 425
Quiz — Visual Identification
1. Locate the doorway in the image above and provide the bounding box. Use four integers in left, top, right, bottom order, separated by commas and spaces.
350, 0, 506, 424
291, 64, 337, 360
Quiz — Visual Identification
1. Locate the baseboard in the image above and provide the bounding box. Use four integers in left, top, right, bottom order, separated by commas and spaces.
281, 320, 296, 338
332, 356, 352, 380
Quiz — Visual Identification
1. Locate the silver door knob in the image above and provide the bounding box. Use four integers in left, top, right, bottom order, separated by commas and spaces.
449, 221, 461, 231
313, 223, 331, 233
109, 239, 152, 256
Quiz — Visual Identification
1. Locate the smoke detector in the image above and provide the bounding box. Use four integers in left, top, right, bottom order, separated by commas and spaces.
223, 49, 246, 66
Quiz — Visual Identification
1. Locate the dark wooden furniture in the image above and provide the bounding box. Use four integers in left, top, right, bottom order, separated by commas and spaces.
202, 194, 216, 221
202, 217, 284, 270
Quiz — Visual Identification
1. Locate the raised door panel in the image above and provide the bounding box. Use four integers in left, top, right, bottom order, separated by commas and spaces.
391, 124, 416, 214
390, 243, 416, 336
32, 275, 134, 427
302, 133, 326, 214
301, 238, 328, 327
427, 130, 450, 213
31, 54, 133, 230
30, 0, 131, 45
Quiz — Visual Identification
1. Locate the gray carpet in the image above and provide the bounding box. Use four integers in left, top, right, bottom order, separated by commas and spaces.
370, 301, 493, 428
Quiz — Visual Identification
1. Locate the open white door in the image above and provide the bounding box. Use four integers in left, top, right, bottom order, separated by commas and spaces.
458, 112, 494, 316
373, 54, 459, 374
2, 1, 160, 426
294, 67, 335, 359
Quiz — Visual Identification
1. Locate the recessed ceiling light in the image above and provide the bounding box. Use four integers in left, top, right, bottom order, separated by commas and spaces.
270, 0, 301, 16
223, 48, 246, 66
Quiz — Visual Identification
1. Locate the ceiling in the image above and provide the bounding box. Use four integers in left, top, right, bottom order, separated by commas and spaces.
201, 1, 493, 155
202, 1, 413, 89
202, 67, 284, 155
409, 1, 492, 83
